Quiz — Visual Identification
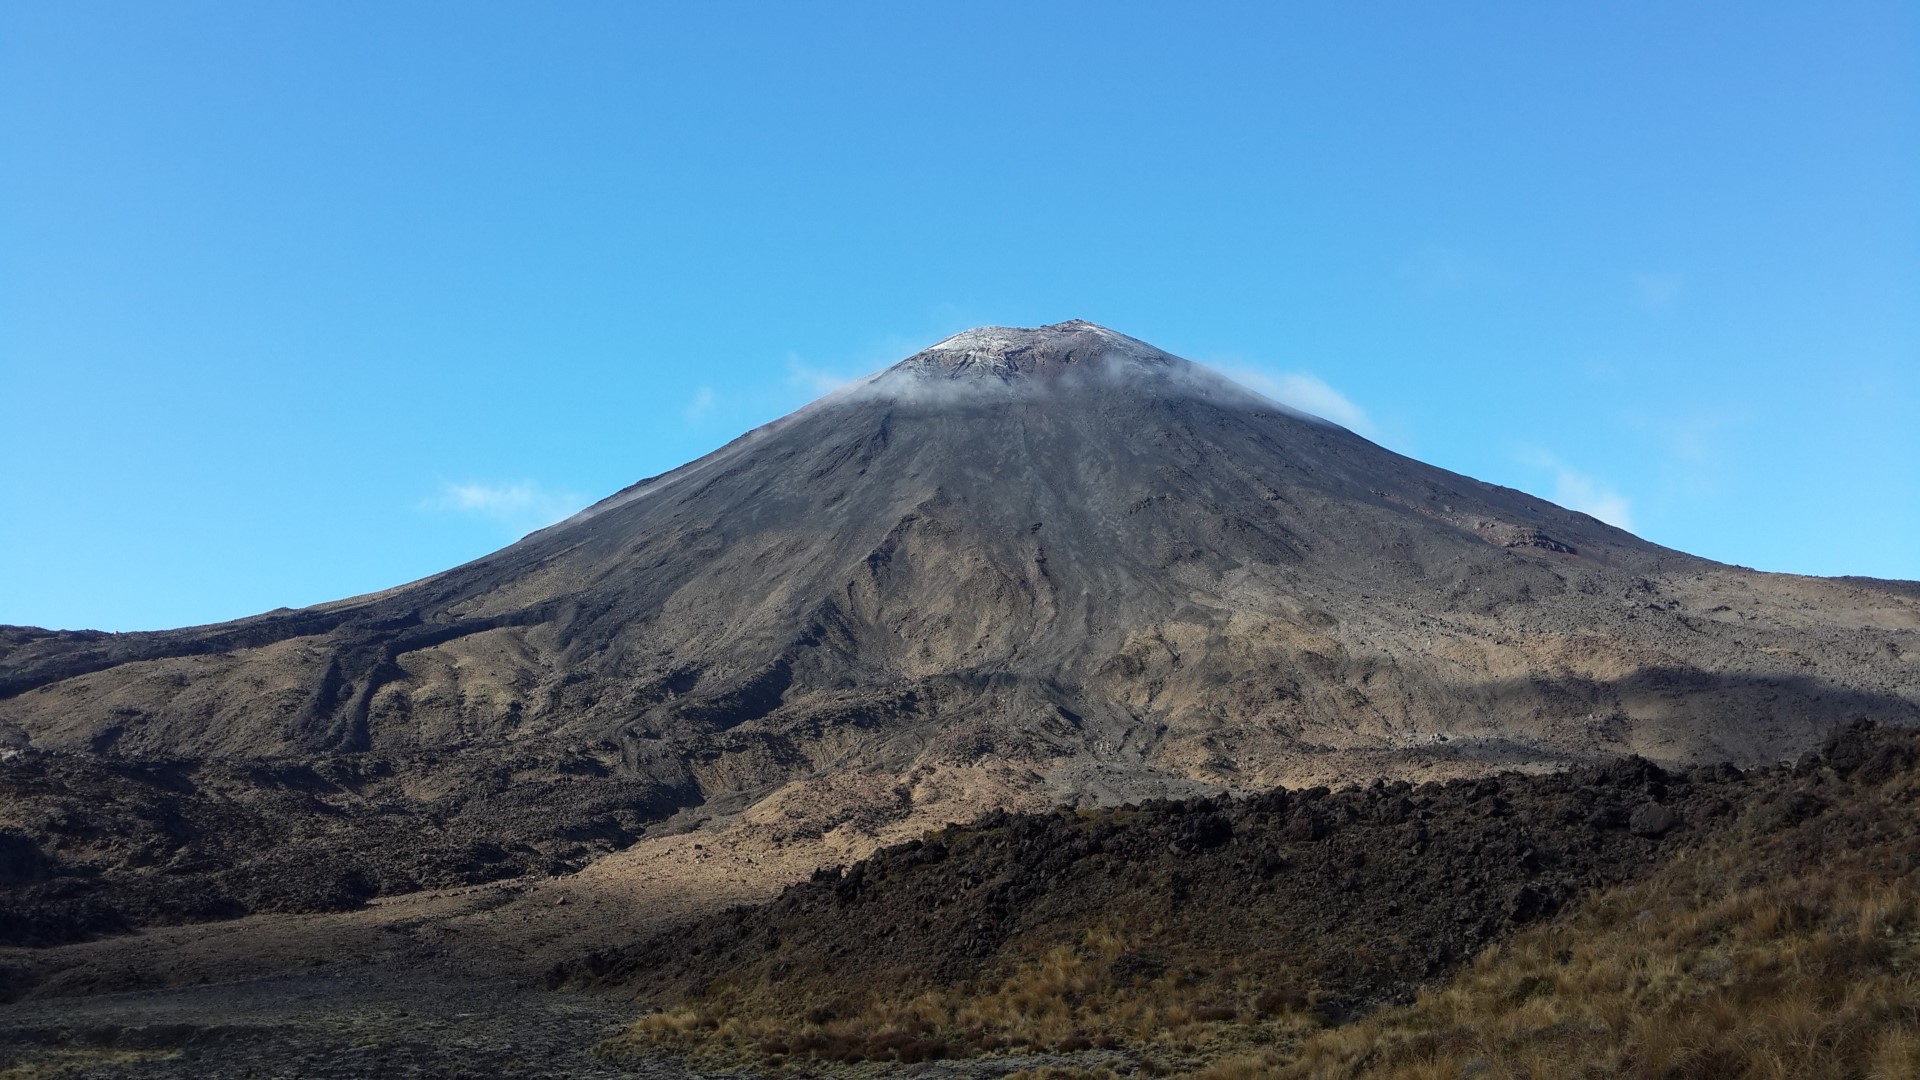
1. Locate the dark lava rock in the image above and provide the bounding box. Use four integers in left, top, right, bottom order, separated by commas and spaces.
1108, 951, 1168, 984
1628, 803, 1679, 838
559, 724, 1920, 1025
0, 832, 52, 887
1283, 810, 1328, 842
0, 748, 687, 946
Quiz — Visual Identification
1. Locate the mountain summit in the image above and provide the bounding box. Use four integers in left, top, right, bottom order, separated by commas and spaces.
886, 320, 1184, 383
3, 324, 1916, 826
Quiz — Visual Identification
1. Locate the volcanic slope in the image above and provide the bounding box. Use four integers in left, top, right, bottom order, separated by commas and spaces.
1, 321, 1916, 937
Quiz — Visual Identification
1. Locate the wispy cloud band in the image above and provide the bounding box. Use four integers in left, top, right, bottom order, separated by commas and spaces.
1213, 365, 1379, 439
424, 480, 587, 534
1521, 451, 1635, 531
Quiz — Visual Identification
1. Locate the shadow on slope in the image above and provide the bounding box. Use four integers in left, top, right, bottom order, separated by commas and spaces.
0, 747, 694, 956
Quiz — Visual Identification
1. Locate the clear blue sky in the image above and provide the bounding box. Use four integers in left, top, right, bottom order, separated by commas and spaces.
3, 2, 1915, 632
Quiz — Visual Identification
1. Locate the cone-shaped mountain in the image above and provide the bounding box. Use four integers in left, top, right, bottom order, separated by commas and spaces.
4, 322, 1916, 814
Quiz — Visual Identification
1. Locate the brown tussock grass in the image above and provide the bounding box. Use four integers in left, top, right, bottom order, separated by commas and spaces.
615, 837, 1920, 1076
1268, 807, 1920, 1078
601, 920, 1324, 1070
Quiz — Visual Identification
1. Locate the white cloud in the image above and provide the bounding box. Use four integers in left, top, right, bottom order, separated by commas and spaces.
786, 356, 855, 398
683, 386, 716, 423
1551, 470, 1635, 531
1214, 366, 1378, 438
425, 480, 587, 534
1522, 451, 1635, 531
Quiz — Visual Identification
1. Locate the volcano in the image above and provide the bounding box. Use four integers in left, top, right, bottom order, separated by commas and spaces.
5, 319, 1917, 1071
3, 316, 1919, 1002
5, 321, 1916, 795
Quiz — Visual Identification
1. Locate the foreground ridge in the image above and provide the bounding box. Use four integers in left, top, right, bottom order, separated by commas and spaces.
581, 723, 1920, 1078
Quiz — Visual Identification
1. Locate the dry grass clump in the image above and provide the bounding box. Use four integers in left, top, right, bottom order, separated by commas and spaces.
601, 922, 1323, 1070
1273, 826, 1920, 1077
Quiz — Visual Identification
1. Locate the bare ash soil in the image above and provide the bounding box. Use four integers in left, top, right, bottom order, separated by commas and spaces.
0, 970, 644, 1079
